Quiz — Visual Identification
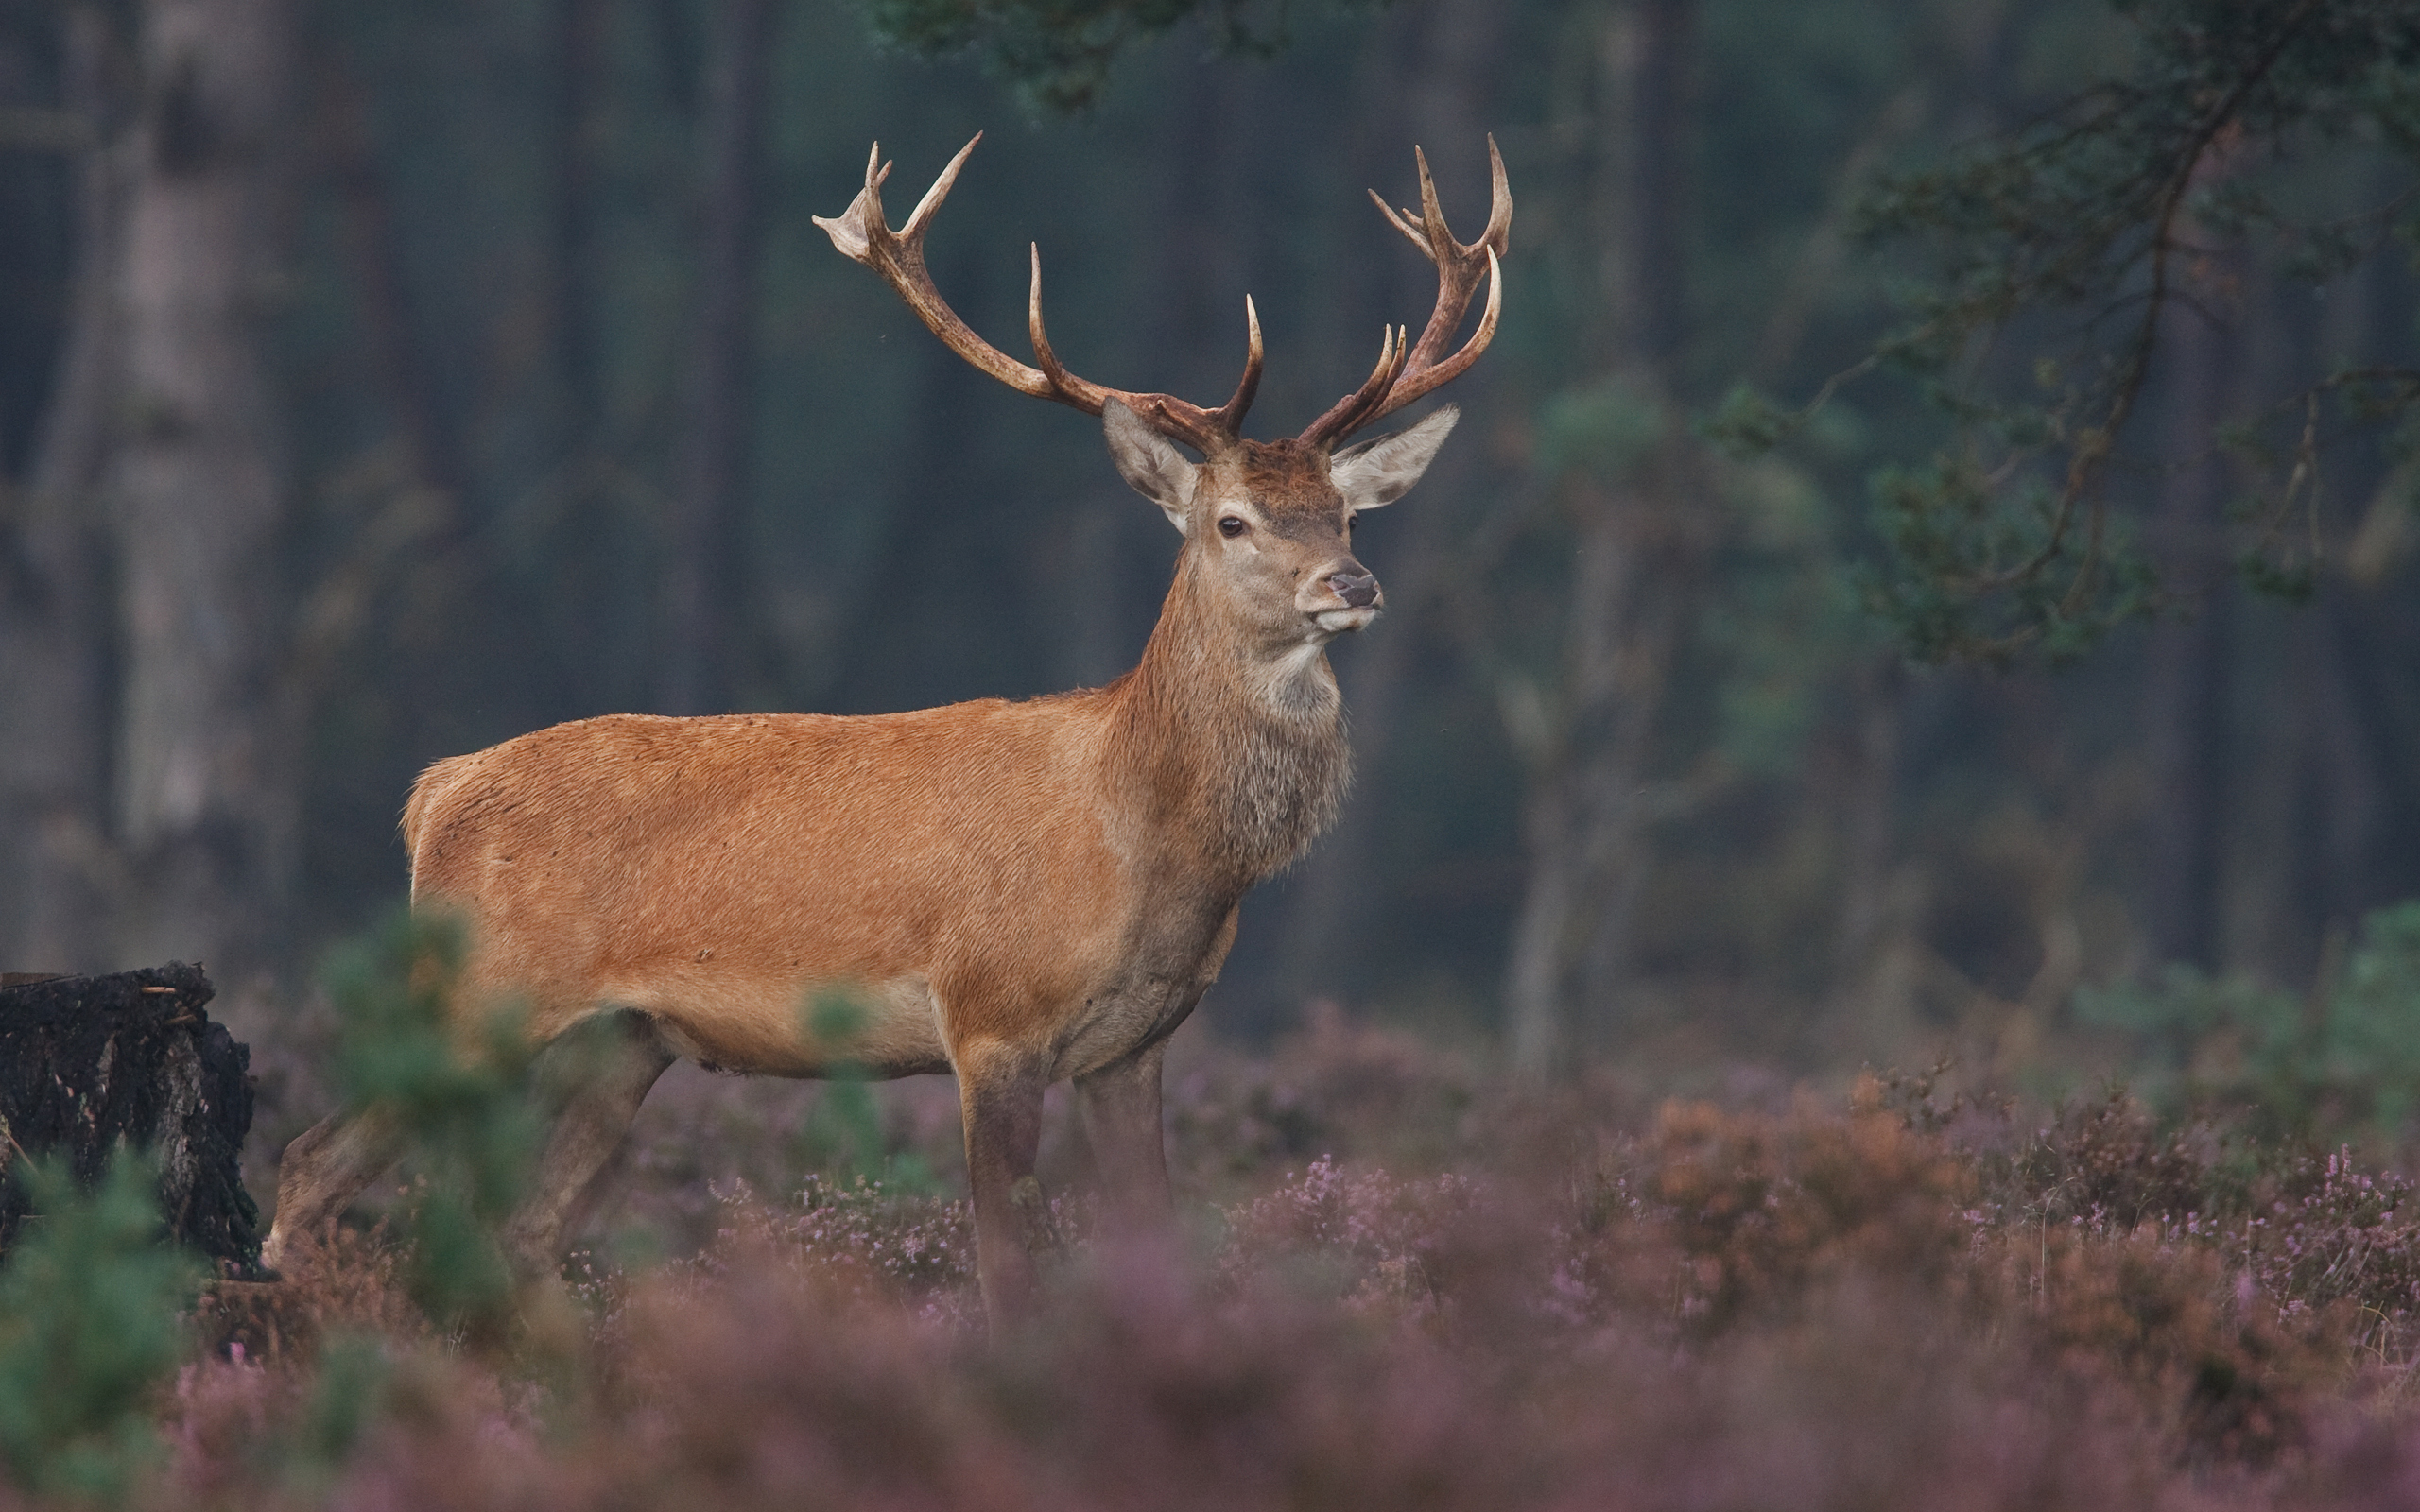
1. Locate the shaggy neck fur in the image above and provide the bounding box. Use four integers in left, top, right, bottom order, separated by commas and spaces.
1102, 545, 1352, 886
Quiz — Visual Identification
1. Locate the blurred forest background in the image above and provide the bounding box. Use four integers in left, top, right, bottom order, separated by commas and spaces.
2, 0, 2417, 1103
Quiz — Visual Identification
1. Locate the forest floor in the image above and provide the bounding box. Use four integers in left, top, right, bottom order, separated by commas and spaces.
21, 1005, 2420, 1508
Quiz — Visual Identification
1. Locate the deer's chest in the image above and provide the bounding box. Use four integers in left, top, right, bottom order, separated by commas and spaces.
1038, 701, 1348, 1077
1050, 889, 1242, 1079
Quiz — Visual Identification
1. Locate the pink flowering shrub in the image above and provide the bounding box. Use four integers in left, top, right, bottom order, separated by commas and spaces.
41, 1034, 2420, 1508
683, 1174, 981, 1313
1216, 1157, 1488, 1318
1161, 1002, 1488, 1190
2241, 1151, 2420, 1324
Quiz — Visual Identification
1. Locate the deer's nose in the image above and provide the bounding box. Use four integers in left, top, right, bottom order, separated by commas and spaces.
1327, 571, 1379, 609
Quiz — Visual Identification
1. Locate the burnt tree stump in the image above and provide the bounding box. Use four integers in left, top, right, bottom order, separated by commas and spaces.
0, 962, 263, 1275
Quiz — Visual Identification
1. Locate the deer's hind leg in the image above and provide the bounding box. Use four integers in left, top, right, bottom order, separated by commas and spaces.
499, 1009, 678, 1277
262, 1104, 408, 1274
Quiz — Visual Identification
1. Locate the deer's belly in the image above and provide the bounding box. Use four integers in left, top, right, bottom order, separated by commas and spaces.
607, 969, 952, 1079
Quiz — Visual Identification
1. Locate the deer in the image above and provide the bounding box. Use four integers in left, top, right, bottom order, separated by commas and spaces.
262, 134, 1510, 1320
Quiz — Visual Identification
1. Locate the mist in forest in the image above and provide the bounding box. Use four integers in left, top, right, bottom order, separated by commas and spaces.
1, 0, 2415, 1099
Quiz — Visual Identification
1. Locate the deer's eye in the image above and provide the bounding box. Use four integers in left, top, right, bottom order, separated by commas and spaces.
1218, 516, 1248, 539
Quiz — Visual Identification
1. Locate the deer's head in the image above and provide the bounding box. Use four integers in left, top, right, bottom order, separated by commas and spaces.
1102, 406, 1460, 656
815, 135, 1510, 659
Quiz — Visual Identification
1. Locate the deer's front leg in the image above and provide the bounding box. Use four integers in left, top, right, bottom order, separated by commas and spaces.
956, 1045, 1050, 1322
1075, 1039, 1172, 1230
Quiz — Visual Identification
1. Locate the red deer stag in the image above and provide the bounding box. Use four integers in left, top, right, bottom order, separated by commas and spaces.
264, 135, 1510, 1318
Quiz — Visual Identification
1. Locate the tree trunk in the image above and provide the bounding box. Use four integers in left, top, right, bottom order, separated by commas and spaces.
1830, 656, 1906, 985
1565, 456, 1703, 1023
1504, 0, 1704, 1076
2138, 295, 2232, 971
659, 0, 775, 716
0, 6, 121, 976
320, 45, 467, 517
108, 0, 298, 1004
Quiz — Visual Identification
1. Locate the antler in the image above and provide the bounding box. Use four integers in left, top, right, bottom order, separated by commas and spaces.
1300, 136, 1512, 448
814, 135, 1263, 454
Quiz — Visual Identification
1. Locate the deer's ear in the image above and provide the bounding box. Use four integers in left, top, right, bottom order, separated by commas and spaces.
1104, 401, 1199, 533
1330, 404, 1460, 511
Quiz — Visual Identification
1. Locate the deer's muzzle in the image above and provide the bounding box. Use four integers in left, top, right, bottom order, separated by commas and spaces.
1327, 571, 1379, 609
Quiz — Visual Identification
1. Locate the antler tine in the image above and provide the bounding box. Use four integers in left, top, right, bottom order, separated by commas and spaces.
901, 134, 977, 240
1211, 295, 1264, 432
1482, 133, 1513, 248
1305, 138, 1512, 443
1414, 145, 1449, 248
814, 135, 1057, 403
1361, 148, 1458, 265
1301, 324, 1410, 445
1027, 244, 1074, 391
1370, 189, 1426, 255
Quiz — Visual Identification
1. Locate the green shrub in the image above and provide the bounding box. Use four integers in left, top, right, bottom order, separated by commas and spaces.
2075, 899, 2420, 1145
0, 1154, 200, 1503
320, 910, 541, 1337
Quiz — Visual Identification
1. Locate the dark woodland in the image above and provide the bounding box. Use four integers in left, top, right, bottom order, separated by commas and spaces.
3, 0, 2417, 1074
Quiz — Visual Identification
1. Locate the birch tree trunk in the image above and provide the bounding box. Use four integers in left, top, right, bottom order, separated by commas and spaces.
1, 7, 122, 975
1503, 0, 1706, 1076
108, 0, 297, 999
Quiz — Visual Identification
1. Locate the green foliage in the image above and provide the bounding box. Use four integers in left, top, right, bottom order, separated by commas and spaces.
1699, 460, 1877, 780
1702, 383, 1803, 459
1858, 455, 2158, 665
2075, 899, 2420, 1143
0, 1154, 200, 1504
321, 911, 542, 1335
1838, 0, 2420, 661
2322, 898, 2420, 1114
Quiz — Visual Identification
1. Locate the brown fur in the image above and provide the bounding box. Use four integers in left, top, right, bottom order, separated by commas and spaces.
264, 436, 1404, 1321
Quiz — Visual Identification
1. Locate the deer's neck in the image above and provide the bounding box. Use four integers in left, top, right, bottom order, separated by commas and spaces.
1103, 556, 1351, 886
